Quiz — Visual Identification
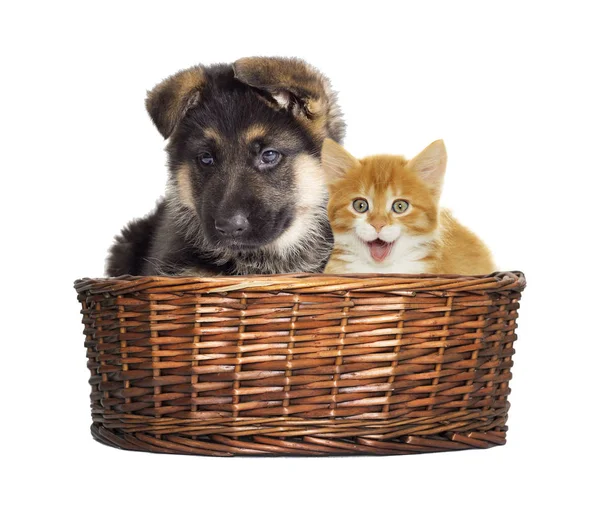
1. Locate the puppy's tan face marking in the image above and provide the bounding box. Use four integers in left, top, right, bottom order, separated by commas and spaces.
244, 124, 268, 144
292, 154, 328, 213
176, 164, 196, 211
202, 128, 223, 145
268, 154, 327, 253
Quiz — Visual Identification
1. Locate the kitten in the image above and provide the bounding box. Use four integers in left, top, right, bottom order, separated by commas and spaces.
321, 139, 495, 275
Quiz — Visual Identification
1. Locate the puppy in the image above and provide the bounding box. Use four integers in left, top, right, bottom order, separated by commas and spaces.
106, 57, 345, 276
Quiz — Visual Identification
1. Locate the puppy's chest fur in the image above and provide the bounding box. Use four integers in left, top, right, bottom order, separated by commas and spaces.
144, 199, 334, 276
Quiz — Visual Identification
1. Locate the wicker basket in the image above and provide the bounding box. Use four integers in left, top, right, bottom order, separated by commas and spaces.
75, 271, 525, 456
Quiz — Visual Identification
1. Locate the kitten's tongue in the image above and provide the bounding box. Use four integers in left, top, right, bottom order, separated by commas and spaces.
368, 239, 394, 262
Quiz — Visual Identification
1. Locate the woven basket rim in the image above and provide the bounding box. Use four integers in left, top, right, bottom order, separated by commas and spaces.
74, 270, 525, 296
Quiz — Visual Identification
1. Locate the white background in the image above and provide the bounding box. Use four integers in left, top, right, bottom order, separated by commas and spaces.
1, 1, 598, 526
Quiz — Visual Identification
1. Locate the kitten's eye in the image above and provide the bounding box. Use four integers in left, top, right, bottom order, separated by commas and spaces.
392, 199, 409, 214
197, 152, 215, 166
352, 198, 369, 213
260, 149, 281, 165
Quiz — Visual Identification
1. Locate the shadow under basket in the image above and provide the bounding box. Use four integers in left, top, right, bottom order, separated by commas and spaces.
75, 271, 526, 457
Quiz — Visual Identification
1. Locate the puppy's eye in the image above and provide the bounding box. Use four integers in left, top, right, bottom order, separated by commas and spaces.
197, 152, 215, 166
260, 149, 281, 165
352, 198, 369, 213
392, 199, 409, 214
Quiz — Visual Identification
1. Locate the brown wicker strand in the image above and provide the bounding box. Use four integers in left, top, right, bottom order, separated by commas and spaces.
382, 304, 406, 414
282, 294, 300, 411
428, 295, 453, 411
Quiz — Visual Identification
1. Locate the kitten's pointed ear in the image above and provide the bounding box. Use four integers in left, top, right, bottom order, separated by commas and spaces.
321, 138, 359, 184
145, 66, 206, 139
406, 140, 447, 189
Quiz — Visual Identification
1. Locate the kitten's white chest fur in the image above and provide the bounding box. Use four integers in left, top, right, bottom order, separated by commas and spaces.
342, 257, 429, 274
332, 232, 435, 274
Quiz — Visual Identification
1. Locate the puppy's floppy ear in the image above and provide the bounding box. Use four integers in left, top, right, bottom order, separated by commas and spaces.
321, 138, 360, 185
145, 66, 206, 139
406, 140, 447, 194
233, 57, 344, 142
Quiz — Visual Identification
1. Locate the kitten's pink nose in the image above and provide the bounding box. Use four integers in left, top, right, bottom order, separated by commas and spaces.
371, 221, 386, 233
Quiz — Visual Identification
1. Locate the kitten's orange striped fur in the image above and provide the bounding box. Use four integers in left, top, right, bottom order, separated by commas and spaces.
321, 139, 495, 274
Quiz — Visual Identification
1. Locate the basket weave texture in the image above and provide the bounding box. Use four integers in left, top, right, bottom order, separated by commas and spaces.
75, 271, 525, 456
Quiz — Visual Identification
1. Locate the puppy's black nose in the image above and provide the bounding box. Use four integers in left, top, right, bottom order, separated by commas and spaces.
215, 213, 250, 236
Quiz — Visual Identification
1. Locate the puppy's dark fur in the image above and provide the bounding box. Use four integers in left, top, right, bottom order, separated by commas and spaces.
106, 57, 345, 276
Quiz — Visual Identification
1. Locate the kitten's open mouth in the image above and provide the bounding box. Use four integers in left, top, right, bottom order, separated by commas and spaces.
367, 239, 395, 262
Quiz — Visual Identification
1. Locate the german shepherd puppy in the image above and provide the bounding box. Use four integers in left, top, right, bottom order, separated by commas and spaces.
106, 57, 345, 276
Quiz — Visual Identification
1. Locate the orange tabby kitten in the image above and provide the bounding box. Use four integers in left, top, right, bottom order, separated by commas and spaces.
322, 138, 495, 274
